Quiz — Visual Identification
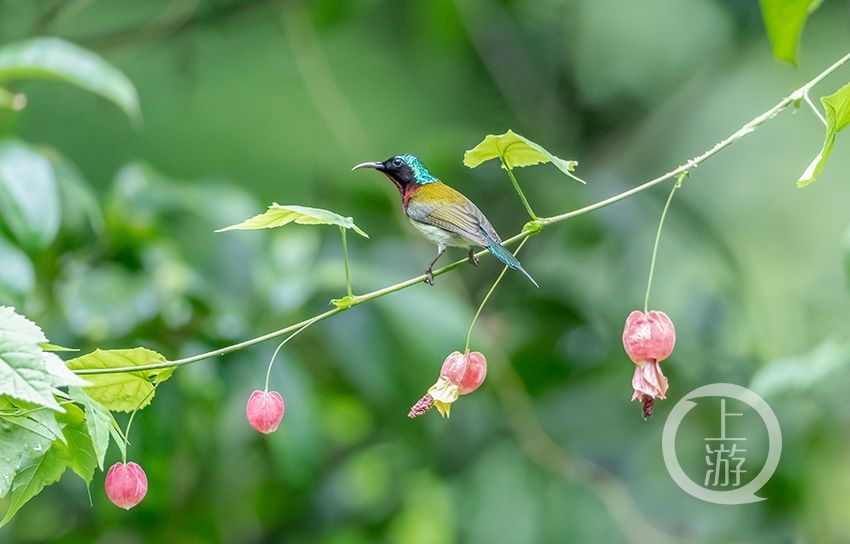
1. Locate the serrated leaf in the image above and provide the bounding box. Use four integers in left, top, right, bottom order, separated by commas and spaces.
797, 82, 850, 187
0, 439, 67, 526
216, 203, 369, 238
0, 402, 98, 524
68, 387, 112, 470
0, 397, 61, 497
0, 38, 140, 121
758, 0, 822, 65
65, 348, 172, 412
463, 130, 585, 183
55, 404, 96, 483
0, 307, 62, 411
0, 140, 61, 250
43, 353, 89, 388
0, 397, 64, 445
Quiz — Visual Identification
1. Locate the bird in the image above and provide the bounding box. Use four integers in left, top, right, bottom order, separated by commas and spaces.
352, 154, 538, 287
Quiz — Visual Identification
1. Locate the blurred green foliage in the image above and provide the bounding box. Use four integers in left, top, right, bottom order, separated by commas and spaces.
0, 0, 850, 542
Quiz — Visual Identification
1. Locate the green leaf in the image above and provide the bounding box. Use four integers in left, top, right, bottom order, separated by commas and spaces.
40, 343, 80, 353
0, 397, 64, 445
65, 348, 172, 412
797, 82, 850, 187
0, 38, 140, 122
216, 203, 369, 238
67, 387, 113, 470
55, 403, 96, 483
0, 234, 34, 302
0, 306, 62, 411
0, 140, 61, 250
43, 353, 89, 388
0, 397, 61, 497
0, 402, 99, 525
758, 0, 822, 65
463, 130, 585, 183
0, 439, 67, 526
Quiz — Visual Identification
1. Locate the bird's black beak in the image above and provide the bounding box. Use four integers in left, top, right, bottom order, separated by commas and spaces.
351, 161, 384, 172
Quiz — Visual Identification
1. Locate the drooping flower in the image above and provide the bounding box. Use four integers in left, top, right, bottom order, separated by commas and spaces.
622, 310, 675, 363
246, 390, 285, 433
622, 310, 676, 419
105, 461, 148, 510
408, 351, 488, 418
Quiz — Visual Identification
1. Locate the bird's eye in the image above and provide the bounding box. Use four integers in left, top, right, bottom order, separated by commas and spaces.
392, 158, 403, 168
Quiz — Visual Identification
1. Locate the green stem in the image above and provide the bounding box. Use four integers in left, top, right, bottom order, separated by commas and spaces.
340, 226, 353, 298
643, 176, 682, 313
122, 387, 157, 463
263, 316, 320, 391
464, 237, 529, 352
501, 157, 538, 220
70, 50, 850, 376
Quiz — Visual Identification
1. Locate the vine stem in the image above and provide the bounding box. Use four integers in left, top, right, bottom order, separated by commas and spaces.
263, 315, 321, 391
643, 175, 683, 313
340, 226, 353, 298
72, 50, 850, 376
501, 157, 538, 220
464, 238, 529, 352
121, 387, 157, 463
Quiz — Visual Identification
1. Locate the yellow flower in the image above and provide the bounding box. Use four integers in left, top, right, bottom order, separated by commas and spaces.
427, 376, 461, 418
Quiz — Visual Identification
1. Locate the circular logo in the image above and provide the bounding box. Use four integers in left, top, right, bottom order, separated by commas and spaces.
662, 383, 782, 505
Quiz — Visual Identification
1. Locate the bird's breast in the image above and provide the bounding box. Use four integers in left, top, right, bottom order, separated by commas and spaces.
408, 218, 472, 249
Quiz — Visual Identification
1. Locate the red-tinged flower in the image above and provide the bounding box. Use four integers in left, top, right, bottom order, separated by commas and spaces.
408, 351, 487, 419
622, 310, 675, 364
622, 310, 675, 419
246, 390, 285, 433
105, 461, 148, 510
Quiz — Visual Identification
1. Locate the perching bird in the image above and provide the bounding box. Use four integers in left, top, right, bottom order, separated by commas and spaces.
353, 154, 538, 287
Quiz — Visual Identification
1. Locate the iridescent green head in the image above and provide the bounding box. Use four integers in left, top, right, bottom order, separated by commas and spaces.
351, 154, 438, 193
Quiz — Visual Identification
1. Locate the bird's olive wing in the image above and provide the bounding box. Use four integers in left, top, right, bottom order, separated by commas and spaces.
407, 200, 495, 246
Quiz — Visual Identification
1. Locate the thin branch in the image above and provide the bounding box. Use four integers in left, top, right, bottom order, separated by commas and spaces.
71, 50, 850, 376
803, 91, 828, 126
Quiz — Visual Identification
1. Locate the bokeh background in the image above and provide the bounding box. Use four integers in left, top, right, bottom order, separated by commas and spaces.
2, 0, 850, 542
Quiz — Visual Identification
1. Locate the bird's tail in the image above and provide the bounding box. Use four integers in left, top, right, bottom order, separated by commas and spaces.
481, 231, 539, 288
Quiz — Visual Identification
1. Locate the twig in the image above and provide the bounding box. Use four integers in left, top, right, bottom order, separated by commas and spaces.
72, 50, 850, 376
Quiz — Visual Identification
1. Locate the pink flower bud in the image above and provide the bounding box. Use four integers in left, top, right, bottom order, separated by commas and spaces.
622, 310, 675, 364
409, 351, 488, 418
105, 461, 148, 510
246, 390, 285, 433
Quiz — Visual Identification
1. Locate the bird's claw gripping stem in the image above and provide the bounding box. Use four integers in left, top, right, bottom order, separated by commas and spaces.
468, 249, 479, 266
424, 267, 434, 286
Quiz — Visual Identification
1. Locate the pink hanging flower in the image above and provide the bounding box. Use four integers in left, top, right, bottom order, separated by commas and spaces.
105, 461, 148, 510
622, 310, 676, 419
246, 390, 285, 433
409, 351, 487, 418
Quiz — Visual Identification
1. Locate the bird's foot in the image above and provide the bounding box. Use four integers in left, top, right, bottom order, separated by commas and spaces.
424, 267, 434, 286
467, 249, 479, 267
